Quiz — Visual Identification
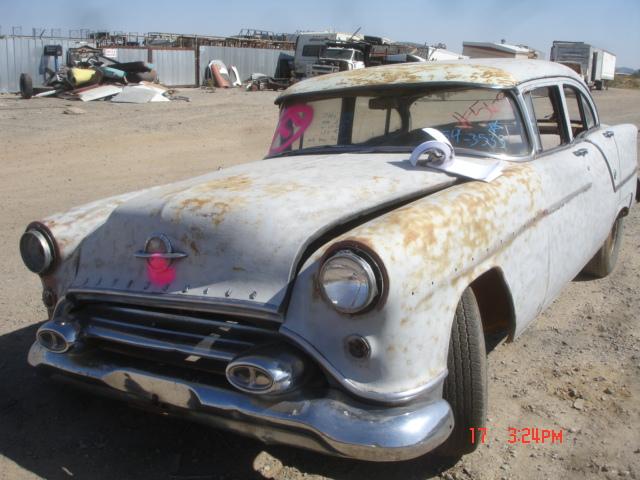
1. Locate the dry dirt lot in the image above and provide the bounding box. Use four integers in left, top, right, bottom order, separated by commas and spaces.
0, 87, 638, 480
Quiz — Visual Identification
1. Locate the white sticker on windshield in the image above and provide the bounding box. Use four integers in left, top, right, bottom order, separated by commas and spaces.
409, 128, 504, 182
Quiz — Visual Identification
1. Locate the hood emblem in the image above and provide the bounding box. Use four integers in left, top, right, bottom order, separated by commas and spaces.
134, 234, 188, 262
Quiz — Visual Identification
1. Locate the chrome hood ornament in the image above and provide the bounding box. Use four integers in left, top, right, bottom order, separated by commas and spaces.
134, 234, 188, 261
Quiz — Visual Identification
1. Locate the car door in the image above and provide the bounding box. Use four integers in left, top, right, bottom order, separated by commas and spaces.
559, 83, 620, 259
580, 89, 638, 202
519, 82, 616, 310
575, 87, 621, 194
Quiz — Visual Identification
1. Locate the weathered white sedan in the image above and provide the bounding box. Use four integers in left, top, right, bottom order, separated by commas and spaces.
21, 60, 637, 461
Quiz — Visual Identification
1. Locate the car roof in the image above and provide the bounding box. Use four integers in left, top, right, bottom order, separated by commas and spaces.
276, 59, 584, 103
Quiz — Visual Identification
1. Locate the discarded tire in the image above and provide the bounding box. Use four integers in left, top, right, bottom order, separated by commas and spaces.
19, 73, 33, 99
128, 69, 158, 83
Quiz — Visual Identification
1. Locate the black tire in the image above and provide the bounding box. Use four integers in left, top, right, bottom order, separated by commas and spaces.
436, 288, 487, 458
128, 69, 158, 83
582, 217, 624, 278
20, 73, 33, 99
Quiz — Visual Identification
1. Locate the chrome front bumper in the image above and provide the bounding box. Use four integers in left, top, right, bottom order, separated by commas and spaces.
29, 342, 453, 461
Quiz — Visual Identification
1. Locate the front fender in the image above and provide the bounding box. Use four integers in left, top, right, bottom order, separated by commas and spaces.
283, 163, 541, 403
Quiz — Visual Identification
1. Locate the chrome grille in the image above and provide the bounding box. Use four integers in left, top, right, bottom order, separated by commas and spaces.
70, 303, 280, 372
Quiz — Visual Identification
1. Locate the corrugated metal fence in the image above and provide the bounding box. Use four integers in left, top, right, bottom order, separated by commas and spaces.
152, 49, 196, 87
0, 37, 289, 93
199, 46, 293, 83
0, 37, 97, 93
113, 48, 147, 63
111, 47, 196, 86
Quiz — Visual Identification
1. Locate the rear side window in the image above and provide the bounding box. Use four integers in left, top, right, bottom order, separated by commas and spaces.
580, 94, 596, 129
563, 86, 597, 137
523, 86, 567, 151
563, 86, 588, 137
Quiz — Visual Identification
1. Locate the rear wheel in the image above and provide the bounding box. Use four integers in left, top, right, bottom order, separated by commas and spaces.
436, 288, 487, 458
582, 217, 624, 278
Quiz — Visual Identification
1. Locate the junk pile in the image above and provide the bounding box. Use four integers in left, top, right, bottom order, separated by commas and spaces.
203, 59, 292, 91
203, 60, 242, 88
19, 46, 182, 103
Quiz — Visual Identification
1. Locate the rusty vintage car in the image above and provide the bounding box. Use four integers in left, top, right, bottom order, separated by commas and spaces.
21, 59, 637, 461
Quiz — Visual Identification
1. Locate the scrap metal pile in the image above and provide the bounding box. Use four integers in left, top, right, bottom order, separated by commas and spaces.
19, 46, 181, 103
204, 59, 292, 91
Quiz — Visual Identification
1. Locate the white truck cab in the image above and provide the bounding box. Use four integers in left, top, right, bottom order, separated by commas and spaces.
310, 48, 366, 76
294, 32, 364, 78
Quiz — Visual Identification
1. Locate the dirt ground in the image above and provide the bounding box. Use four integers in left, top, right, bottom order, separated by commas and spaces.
0, 87, 638, 480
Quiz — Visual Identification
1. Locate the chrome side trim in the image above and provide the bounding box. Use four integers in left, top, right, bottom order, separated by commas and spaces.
66, 289, 283, 322
615, 167, 638, 192
280, 326, 448, 405
29, 342, 453, 461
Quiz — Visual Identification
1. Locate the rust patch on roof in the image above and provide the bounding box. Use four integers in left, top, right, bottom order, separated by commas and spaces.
278, 61, 525, 102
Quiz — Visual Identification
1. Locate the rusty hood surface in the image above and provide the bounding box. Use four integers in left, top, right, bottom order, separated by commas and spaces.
60, 153, 458, 313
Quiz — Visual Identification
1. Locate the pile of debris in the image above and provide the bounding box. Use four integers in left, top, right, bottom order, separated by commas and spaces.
19, 46, 183, 103
203, 59, 292, 91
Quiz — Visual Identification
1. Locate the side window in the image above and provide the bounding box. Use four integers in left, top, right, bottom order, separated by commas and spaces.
563, 86, 587, 137
580, 94, 596, 129
523, 86, 567, 151
563, 86, 596, 136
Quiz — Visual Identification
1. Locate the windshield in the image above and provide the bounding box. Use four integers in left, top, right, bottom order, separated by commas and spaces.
268, 87, 529, 158
325, 48, 355, 60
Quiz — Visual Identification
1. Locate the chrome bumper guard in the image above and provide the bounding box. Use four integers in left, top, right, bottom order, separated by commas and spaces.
29, 342, 453, 461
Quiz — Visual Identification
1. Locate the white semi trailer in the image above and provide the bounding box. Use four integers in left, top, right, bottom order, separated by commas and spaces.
550, 41, 616, 90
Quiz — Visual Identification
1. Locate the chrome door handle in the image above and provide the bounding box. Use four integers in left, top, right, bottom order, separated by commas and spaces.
573, 148, 589, 157
603, 131, 615, 138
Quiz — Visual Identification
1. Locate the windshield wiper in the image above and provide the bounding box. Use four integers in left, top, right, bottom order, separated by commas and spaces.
268, 145, 361, 158
267, 144, 411, 158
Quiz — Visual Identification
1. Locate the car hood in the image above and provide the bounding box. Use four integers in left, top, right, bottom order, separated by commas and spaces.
69, 153, 458, 314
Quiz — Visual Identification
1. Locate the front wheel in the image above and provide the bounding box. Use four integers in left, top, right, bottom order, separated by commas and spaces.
436, 288, 487, 458
582, 216, 624, 278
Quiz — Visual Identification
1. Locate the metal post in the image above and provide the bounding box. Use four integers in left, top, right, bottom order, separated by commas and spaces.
195, 36, 200, 87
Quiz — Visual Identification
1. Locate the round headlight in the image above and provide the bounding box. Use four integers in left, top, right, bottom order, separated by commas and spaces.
20, 228, 55, 274
318, 250, 380, 314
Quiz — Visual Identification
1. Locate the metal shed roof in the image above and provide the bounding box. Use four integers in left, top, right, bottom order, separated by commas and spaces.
277, 59, 583, 102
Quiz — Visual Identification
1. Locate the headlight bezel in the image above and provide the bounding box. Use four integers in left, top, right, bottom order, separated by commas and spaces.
317, 243, 386, 315
20, 224, 57, 275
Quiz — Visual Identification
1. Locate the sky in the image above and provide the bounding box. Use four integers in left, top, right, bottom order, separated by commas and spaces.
2, 0, 639, 68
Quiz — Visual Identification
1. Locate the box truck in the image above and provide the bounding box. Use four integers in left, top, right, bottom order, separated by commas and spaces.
550, 41, 616, 90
